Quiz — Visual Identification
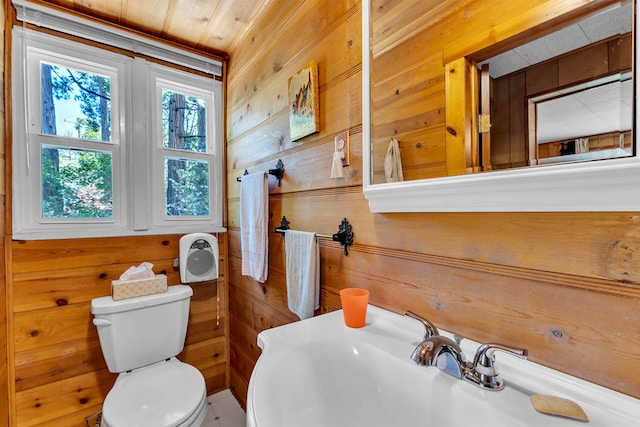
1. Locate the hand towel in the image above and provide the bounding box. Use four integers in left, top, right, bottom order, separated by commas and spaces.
240, 172, 269, 283
285, 230, 320, 320
384, 137, 404, 183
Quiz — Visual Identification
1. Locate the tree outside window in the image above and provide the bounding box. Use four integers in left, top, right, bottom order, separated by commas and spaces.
40, 63, 113, 219
162, 89, 210, 217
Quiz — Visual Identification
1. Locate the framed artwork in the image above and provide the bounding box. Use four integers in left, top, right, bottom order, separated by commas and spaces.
288, 62, 319, 141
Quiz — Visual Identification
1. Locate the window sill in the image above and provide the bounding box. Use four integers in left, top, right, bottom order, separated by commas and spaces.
12, 225, 227, 241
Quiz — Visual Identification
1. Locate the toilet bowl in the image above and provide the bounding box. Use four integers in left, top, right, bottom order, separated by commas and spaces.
92, 285, 207, 427
101, 358, 207, 427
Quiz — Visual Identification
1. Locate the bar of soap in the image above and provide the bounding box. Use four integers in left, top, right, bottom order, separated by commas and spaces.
530, 394, 589, 422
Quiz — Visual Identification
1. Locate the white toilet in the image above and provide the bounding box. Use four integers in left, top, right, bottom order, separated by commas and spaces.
91, 285, 207, 427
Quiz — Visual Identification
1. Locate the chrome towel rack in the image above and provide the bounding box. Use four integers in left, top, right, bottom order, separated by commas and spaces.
275, 216, 354, 256
236, 159, 285, 187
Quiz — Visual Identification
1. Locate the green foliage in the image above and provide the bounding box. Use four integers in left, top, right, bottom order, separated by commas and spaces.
165, 159, 209, 216
41, 147, 113, 218
41, 63, 113, 219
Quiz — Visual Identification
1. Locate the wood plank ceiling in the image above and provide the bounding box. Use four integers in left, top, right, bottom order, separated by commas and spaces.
29, 0, 274, 57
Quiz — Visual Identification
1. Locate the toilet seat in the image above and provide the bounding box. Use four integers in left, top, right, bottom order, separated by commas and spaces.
102, 358, 207, 427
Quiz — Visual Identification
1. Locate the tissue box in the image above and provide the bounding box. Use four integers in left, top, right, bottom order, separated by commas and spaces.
111, 274, 168, 300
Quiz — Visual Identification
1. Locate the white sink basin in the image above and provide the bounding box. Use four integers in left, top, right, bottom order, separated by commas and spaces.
247, 305, 639, 427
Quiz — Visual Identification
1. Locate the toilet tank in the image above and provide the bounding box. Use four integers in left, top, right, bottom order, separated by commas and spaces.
91, 285, 193, 373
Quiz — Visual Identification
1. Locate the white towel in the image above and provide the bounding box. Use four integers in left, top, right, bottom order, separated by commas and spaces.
240, 172, 269, 283
285, 230, 320, 320
384, 137, 404, 182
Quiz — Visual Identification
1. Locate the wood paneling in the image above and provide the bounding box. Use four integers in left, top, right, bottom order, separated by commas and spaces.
15, 369, 114, 426
558, 43, 609, 87
227, 0, 640, 411
29, 0, 273, 56
7, 234, 228, 425
227, 0, 361, 117
508, 71, 527, 167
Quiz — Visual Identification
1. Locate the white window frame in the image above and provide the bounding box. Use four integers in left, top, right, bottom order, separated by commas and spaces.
13, 29, 130, 238
12, 28, 225, 240
146, 64, 224, 231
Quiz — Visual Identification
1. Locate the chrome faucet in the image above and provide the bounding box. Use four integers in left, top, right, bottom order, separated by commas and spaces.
467, 343, 528, 390
404, 311, 528, 390
405, 310, 439, 339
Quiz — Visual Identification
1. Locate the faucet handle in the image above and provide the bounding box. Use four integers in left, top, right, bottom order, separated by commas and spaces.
404, 311, 439, 339
471, 343, 528, 390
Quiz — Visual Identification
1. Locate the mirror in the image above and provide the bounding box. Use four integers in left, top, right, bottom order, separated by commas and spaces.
476, 3, 632, 171
362, 0, 640, 212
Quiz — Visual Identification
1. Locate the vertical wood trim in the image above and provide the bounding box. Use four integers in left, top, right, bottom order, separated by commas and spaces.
446, 57, 478, 175
527, 99, 538, 165
508, 72, 527, 167
221, 60, 231, 392
445, 57, 469, 176
220, 233, 231, 388
4, 236, 15, 426
480, 63, 491, 171
468, 59, 479, 172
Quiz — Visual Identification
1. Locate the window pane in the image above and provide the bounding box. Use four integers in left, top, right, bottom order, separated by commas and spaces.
162, 89, 207, 152
165, 157, 210, 216
41, 63, 112, 142
41, 146, 113, 218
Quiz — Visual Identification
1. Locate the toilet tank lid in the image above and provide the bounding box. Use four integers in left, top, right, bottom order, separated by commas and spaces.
91, 284, 193, 315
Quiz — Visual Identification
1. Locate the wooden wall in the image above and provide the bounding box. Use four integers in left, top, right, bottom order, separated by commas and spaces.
227, 0, 640, 411
6, 235, 227, 426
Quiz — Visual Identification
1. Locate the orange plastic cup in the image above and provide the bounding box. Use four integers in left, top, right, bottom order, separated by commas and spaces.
340, 288, 369, 328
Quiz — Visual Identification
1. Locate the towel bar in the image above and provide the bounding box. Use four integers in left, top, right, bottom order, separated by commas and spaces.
236, 159, 285, 186
274, 216, 354, 256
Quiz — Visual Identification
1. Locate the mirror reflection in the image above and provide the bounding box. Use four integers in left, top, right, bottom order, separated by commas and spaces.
534, 76, 632, 165
370, 1, 634, 184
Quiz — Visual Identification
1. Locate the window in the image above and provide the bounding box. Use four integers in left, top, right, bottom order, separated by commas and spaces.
149, 70, 221, 227
12, 28, 224, 239
41, 62, 113, 142
41, 146, 114, 219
